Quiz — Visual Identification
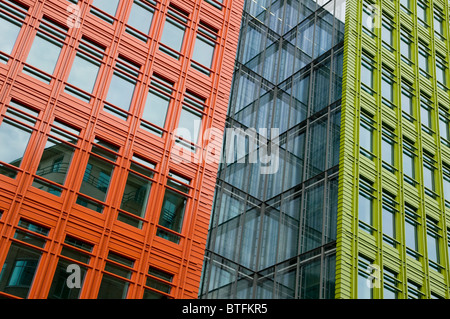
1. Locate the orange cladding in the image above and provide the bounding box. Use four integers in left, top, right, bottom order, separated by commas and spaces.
0, 0, 243, 298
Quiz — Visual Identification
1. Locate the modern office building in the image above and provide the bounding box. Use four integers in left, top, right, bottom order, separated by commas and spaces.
0, 0, 243, 298
200, 0, 450, 299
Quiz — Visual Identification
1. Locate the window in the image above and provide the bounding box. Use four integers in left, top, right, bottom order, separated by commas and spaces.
381, 67, 394, 107
76, 138, 120, 213
407, 281, 423, 299
420, 94, 433, 134
417, 1, 428, 27
422, 152, 436, 196
65, 37, 106, 103
90, 0, 120, 24
361, 3, 376, 35
402, 138, 416, 185
159, 5, 189, 59
359, 113, 374, 159
400, 30, 412, 64
125, 0, 156, 42
383, 268, 400, 299
357, 255, 374, 299
32, 120, 80, 197
400, 80, 414, 120
104, 55, 141, 120
361, 54, 374, 92
435, 53, 447, 89
382, 192, 397, 246
143, 266, 174, 299
118, 155, 156, 229
405, 205, 420, 259
47, 236, 93, 299
156, 172, 191, 244
359, 177, 374, 234
0, 100, 40, 179
426, 217, 441, 271
439, 109, 449, 144
417, 42, 429, 76
0, 219, 50, 298
97, 252, 135, 299
434, 8, 444, 39
23, 17, 67, 83
175, 91, 206, 151
381, 126, 395, 170
400, 0, 410, 12
381, 17, 393, 50
0, 0, 28, 63
141, 74, 174, 136
191, 22, 218, 75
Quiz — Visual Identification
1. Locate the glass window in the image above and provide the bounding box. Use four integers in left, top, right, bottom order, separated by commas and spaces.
439, 110, 449, 142
91, 0, 120, 23
381, 69, 394, 106
382, 135, 394, 167
104, 56, 140, 120
359, 114, 373, 158
401, 82, 414, 119
0, 220, 50, 298
97, 252, 134, 299
0, 0, 28, 62
176, 91, 206, 150
23, 17, 67, 83
118, 155, 155, 228
358, 178, 374, 233
65, 37, 105, 103
47, 236, 93, 299
76, 138, 119, 213
405, 206, 419, 258
400, 32, 411, 63
361, 56, 374, 91
382, 194, 396, 245
32, 120, 80, 196
0, 101, 39, 179
435, 54, 447, 87
143, 266, 174, 299
383, 268, 400, 299
443, 164, 450, 205
141, 74, 174, 136
426, 218, 441, 269
417, 1, 427, 26
126, 0, 156, 41
361, 3, 375, 35
159, 5, 189, 59
191, 22, 217, 75
418, 43, 429, 75
434, 10, 444, 37
156, 173, 191, 244
381, 17, 393, 49
402, 140, 416, 184
407, 281, 422, 299
357, 256, 373, 299
423, 153, 435, 193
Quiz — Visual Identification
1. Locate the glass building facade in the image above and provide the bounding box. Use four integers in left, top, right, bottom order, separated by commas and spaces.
200, 0, 345, 299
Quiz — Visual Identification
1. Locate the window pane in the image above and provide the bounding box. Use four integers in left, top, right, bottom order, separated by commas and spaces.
382, 207, 395, 238
34, 139, 75, 186
47, 259, 87, 299
120, 172, 152, 218
357, 272, 372, 299
105, 73, 136, 112
359, 192, 372, 226
427, 232, 439, 263
0, 14, 21, 55
360, 123, 372, 152
160, 18, 185, 52
0, 243, 42, 298
128, 1, 154, 34
0, 120, 32, 167
92, 0, 119, 16
361, 62, 373, 88
143, 89, 170, 128
97, 274, 129, 299
178, 108, 202, 143
405, 219, 417, 250
158, 189, 187, 234
26, 34, 62, 75
423, 165, 434, 190
67, 53, 101, 94
79, 156, 114, 202
192, 35, 215, 68
382, 138, 393, 165
403, 151, 414, 178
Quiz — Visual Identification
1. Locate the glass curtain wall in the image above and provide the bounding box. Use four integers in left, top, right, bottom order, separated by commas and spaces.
200, 0, 345, 299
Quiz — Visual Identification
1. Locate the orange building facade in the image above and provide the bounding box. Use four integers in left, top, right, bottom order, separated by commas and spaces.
0, 0, 243, 298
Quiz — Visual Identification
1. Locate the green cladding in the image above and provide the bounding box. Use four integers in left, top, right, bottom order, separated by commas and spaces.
337, 0, 450, 298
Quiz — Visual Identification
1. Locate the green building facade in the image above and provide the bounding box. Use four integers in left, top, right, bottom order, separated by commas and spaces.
337, 0, 450, 298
